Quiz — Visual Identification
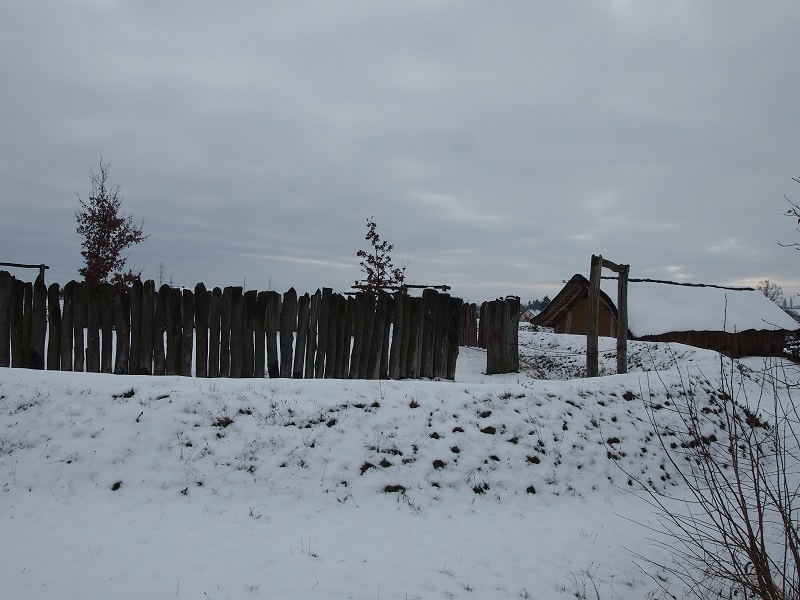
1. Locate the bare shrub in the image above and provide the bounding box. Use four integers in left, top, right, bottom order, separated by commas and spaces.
630, 358, 800, 599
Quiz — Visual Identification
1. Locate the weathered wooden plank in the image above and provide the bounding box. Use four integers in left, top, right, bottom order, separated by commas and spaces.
405, 296, 423, 379
324, 293, 340, 379
229, 287, 243, 378
10, 279, 25, 368
219, 287, 232, 378
153, 285, 168, 376
265, 291, 280, 378
208, 287, 222, 378
31, 275, 47, 369
164, 287, 181, 376
446, 297, 462, 380
279, 288, 297, 378
420, 289, 438, 378
503, 296, 520, 373
314, 288, 332, 378
46, 282, 61, 370
242, 289, 256, 378
128, 280, 143, 374
358, 293, 376, 378
293, 292, 310, 379
433, 293, 450, 379
180, 289, 194, 377
22, 281, 33, 368
85, 285, 100, 373
0, 271, 11, 368
304, 290, 320, 379
617, 265, 629, 375
72, 283, 84, 372
399, 294, 411, 380
60, 281, 74, 371
100, 286, 113, 373
342, 295, 355, 379
254, 291, 267, 378
478, 301, 487, 349
379, 294, 393, 379
139, 280, 155, 375
388, 291, 404, 379
348, 293, 365, 379
485, 300, 503, 375
333, 294, 348, 379
586, 254, 602, 377
114, 289, 131, 375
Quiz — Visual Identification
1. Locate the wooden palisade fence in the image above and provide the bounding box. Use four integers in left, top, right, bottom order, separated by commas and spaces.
0, 272, 482, 381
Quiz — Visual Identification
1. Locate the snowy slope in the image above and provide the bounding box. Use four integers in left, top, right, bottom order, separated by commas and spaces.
1, 330, 793, 599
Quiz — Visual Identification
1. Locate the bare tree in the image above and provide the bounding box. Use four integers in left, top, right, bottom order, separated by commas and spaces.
75, 158, 147, 289
629, 359, 800, 599
354, 217, 405, 294
758, 279, 784, 305
780, 175, 800, 251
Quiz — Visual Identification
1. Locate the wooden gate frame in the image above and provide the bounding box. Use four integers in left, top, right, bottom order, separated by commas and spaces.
586, 254, 629, 377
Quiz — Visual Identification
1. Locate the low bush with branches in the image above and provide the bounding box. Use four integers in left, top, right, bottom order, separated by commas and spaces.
628, 356, 800, 599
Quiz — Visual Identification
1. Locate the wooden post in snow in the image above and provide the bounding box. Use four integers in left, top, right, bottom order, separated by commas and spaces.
586, 254, 602, 378
616, 264, 629, 374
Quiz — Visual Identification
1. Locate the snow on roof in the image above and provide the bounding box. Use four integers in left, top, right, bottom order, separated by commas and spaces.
600, 279, 799, 336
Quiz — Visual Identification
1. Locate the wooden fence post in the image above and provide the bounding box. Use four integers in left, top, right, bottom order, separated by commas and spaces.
60, 281, 74, 371
616, 265, 629, 375
293, 292, 310, 378
31, 275, 46, 369
73, 283, 85, 372
265, 291, 280, 378
333, 294, 349, 379
86, 285, 100, 373
342, 295, 355, 379
181, 289, 194, 377
433, 293, 449, 378
98, 285, 112, 373
10, 279, 25, 368
254, 291, 267, 378
503, 296, 520, 373
129, 280, 143, 374
114, 289, 131, 375
314, 288, 332, 378
447, 297, 462, 380
152, 286, 167, 376
586, 254, 602, 378
46, 282, 61, 370
229, 287, 243, 378
139, 281, 155, 375
358, 293, 376, 378
0, 272, 10, 368
421, 289, 438, 378
164, 287, 181, 376
219, 287, 232, 378
208, 287, 222, 378
279, 288, 297, 378
305, 290, 320, 379
242, 289, 256, 378
389, 291, 404, 379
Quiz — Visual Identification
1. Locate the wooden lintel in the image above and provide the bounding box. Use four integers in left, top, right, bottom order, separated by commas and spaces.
601, 259, 627, 273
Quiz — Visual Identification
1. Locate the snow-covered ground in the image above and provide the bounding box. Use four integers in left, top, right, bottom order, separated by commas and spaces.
1, 328, 795, 599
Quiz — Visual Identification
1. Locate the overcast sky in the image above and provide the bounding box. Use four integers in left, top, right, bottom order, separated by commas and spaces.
2, 1, 799, 304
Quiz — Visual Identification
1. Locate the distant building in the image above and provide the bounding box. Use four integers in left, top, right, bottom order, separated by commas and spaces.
519, 309, 537, 322
532, 275, 799, 357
